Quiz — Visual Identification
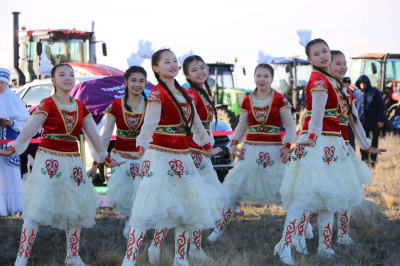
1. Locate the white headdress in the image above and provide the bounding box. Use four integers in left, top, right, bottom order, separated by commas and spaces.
127, 53, 144, 67
178, 50, 194, 66
0, 68, 30, 122
257, 51, 272, 64
137, 40, 154, 59
297, 30, 312, 48
38, 53, 53, 76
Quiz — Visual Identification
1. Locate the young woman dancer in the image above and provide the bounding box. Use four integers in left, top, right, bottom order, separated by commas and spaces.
4, 64, 122, 266
207, 61, 296, 242
120, 49, 223, 266
87, 66, 148, 238
146, 55, 227, 265
291, 50, 386, 255
275, 39, 366, 265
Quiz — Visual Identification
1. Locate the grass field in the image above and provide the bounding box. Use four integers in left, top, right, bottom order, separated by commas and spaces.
1, 135, 399, 266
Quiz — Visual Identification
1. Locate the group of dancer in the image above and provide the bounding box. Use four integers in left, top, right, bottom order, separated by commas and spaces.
0, 38, 386, 266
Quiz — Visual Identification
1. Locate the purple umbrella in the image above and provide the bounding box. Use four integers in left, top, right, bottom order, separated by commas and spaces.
70, 76, 154, 123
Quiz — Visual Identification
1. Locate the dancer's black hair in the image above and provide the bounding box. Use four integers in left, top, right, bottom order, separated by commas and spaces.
305, 39, 357, 122
152, 49, 195, 136
182, 55, 218, 125
124, 66, 148, 112
253, 63, 274, 92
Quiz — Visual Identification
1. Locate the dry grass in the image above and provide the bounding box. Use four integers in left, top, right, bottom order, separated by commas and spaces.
1, 135, 400, 265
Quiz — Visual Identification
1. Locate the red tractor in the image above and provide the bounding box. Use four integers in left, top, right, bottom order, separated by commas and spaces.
349, 53, 400, 130
11, 11, 123, 87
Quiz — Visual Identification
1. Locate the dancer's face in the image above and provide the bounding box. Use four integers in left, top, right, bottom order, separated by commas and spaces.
153, 51, 179, 79
185, 60, 208, 84
254, 67, 273, 91
307, 42, 331, 69
51, 66, 75, 92
330, 54, 348, 80
127, 72, 146, 96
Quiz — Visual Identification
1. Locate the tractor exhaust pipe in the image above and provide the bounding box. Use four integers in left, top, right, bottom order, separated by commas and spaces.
12, 11, 25, 86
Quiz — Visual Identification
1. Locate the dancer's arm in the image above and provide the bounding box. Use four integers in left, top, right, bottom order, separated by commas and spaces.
349, 102, 386, 154
280, 108, 296, 163
299, 91, 328, 146
7, 113, 46, 155
98, 114, 116, 151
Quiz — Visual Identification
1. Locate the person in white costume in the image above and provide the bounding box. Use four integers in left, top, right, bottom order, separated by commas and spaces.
3, 64, 123, 266
120, 49, 223, 266
291, 50, 386, 255
207, 60, 296, 242
0, 68, 29, 216
87, 66, 148, 239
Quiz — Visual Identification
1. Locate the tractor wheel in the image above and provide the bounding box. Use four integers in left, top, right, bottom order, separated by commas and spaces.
298, 109, 308, 131
217, 107, 238, 130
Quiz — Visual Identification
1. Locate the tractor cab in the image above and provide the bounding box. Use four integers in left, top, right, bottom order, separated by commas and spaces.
349, 54, 400, 131
269, 57, 311, 110
207, 62, 253, 129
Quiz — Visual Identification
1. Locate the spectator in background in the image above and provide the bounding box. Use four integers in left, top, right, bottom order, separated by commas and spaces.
354, 75, 385, 167
343, 77, 356, 149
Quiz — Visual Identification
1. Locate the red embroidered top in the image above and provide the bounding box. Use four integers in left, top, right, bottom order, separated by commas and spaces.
302, 71, 341, 136
240, 91, 291, 144
338, 87, 355, 144
33, 96, 91, 154
187, 88, 214, 154
147, 84, 194, 152
103, 97, 145, 153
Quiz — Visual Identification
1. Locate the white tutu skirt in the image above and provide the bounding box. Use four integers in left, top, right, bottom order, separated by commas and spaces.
280, 135, 364, 213
129, 149, 223, 230
223, 144, 285, 204
106, 152, 143, 218
346, 144, 373, 186
20, 150, 99, 229
190, 151, 228, 208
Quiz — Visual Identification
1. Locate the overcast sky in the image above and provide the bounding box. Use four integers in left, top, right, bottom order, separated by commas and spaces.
1, 0, 399, 88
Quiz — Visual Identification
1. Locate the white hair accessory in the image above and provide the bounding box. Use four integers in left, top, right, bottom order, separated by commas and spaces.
38, 53, 53, 76
257, 51, 272, 64
178, 50, 194, 66
297, 30, 312, 48
137, 40, 154, 59
127, 53, 144, 67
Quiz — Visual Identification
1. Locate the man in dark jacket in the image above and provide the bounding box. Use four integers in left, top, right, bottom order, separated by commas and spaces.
354, 75, 385, 167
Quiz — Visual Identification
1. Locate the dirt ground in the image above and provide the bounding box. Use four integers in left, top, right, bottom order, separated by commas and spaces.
1, 135, 399, 266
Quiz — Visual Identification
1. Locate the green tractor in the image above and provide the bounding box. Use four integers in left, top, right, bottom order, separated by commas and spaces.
207, 62, 253, 129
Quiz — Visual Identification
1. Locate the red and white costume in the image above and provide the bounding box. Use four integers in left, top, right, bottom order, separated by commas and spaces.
122, 84, 223, 266
9, 95, 109, 266
208, 90, 296, 242
100, 97, 145, 218
275, 71, 364, 263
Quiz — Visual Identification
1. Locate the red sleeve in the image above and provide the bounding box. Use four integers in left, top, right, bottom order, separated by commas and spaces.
103, 99, 118, 117
82, 102, 92, 120
33, 99, 51, 116
240, 95, 251, 111
309, 77, 328, 93
279, 94, 292, 109
148, 87, 163, 105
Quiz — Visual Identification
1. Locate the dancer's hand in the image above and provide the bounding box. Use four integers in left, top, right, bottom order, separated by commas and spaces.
104, 159, 125, 168
0, 147, 15, 156
298, 139, 316, 147
229, 145, 242, 158
207, 147, 222, 156
87, 166, 97, 178
121, 152, 142, 160
280, 148, 291, 164
0, 118, 12, 127
370, 147, 387, 155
